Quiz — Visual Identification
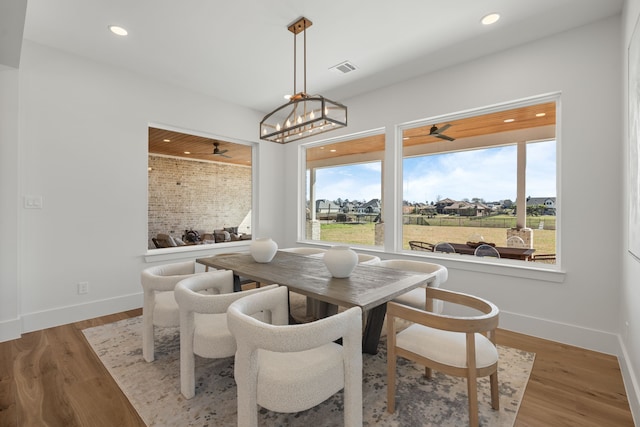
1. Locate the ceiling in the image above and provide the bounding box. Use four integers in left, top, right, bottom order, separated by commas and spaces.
148, 128, 252, 166
20, 1, 623, 115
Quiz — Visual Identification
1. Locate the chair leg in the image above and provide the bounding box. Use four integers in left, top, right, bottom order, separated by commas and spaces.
467, 376, 479, 427
387, 351, 396, 413
142, 295, 155, 362
490, 371, 500, 410
386, 316, 397, 414
424, 367, 432, 378
180, 312, 196, 399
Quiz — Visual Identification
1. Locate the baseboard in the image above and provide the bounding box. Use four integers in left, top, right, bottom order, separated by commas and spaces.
0, 317, 22, 342
618, 337, 640, 425
20, 292, 143, 335
500, 310, 619, 355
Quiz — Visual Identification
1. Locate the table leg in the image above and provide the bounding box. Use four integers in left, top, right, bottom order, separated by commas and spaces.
362, 303, 387, 355
232, 274, 241, 292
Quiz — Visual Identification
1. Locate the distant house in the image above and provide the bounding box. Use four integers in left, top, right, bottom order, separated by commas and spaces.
417, 204, 437, 216
357, 198, 381, 214
442, 201, 491, 217
444, 201, 476, 216
316, 199, 341, 214
526, 197, 556, 215
435, 198, 456, 214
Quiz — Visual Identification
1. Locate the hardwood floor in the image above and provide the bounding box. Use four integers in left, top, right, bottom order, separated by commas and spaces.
0, 310, 634, 426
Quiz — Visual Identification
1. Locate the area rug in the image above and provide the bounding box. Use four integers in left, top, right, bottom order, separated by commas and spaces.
83, 316, 534, 426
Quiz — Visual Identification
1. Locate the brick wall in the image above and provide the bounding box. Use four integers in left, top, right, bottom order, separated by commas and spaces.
148, 155, 252, 248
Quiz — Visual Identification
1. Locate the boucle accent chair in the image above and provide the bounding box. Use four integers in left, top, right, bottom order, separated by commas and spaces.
174, 270, 278, 399
227, 286, 363, 427
378, 259, 448, 313
141, 260, 201, 362
386, 288, 500, 427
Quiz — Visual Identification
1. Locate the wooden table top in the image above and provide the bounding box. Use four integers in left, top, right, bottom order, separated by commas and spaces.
445, 243, 535, 260
197, 251, 434, 312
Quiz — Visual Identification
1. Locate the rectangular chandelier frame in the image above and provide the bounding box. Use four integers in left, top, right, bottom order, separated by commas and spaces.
260, 95, 347, 144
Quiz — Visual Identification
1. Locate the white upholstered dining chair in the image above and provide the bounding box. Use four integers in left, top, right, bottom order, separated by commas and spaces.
386, 288, 500, 427
174, 270, 278, 399
227, 286, 363, 427
140, 260, 201, 362
378, 259, 448, 313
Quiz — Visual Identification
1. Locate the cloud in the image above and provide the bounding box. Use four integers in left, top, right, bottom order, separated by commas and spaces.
309, 141, 556, 204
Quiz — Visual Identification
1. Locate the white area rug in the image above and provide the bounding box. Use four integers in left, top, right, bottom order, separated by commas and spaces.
83, 316, 534, 426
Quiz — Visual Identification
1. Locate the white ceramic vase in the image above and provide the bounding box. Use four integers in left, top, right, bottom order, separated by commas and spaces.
323, 246, 358, 278
250, 237, 278, 263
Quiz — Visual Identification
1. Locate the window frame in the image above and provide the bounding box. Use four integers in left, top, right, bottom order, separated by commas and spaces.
296, 94, 564, 281
146, 123, 258, 258
396, 93, 561, 271
298, 128, 386, 249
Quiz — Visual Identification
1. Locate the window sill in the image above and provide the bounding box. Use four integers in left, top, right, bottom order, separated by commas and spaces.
401, 250, 565, 283
144, 240, 251, 263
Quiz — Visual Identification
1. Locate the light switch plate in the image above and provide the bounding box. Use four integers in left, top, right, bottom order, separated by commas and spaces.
24, 195, 43, 209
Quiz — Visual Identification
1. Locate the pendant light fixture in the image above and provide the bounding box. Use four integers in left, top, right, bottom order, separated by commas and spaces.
260, 17, 347, 144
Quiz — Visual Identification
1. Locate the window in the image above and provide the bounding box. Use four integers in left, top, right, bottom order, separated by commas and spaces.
401, 99, 557, 263
148, 127, 253, 249
304, 132, 385, 247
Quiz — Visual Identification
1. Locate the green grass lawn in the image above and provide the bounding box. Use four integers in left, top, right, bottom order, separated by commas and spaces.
318, 220, 556, 262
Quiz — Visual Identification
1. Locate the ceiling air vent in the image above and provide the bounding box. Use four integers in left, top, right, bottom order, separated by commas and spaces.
330, 60, 358, 74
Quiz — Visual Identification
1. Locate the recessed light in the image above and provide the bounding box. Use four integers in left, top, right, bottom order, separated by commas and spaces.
536, 113, 546, 117
481, 13, 500, 26
108, 25, 128, 36
504, 118, 515, 123
330, 149, 337, 153
163, 139, 171, 142
184, 151, 191, 154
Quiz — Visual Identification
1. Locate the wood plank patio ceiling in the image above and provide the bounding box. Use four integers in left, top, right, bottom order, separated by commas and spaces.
149, 102, 555, 165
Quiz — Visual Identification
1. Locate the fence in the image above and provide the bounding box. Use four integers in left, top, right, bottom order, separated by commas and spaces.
402, 215, 556, 230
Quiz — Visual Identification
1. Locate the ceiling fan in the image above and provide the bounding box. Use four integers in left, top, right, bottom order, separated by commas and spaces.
211, 142, 231, 158
429, 124, 455, 141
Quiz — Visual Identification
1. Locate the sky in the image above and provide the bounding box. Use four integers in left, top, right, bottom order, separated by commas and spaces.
311, 140, 556, 204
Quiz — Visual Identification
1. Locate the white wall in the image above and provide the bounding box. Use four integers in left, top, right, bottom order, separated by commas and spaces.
0, 40, 284, 338
0, 68, 20, 340
284, 17, 623, 354
622, 0, 640, 420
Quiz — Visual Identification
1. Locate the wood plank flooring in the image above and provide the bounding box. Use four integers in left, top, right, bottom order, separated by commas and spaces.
0, 310, 634, 426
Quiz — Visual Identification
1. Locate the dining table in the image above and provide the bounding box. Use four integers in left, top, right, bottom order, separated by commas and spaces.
197, 251, 434, 354
444, 242, 535, 260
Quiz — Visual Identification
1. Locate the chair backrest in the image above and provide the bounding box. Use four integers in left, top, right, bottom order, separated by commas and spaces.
433, 242, 456, 253
280, 247, 327, 255
474, 244, 500, 258
378, 259, 448, 288
409, 241, 434, 251
227, 286, 363, 427
378, 259, 448, 313
155, 233, 176, 247
141, 260, 197, 292
357, 254, 381, 265
506, 236, 526, 248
